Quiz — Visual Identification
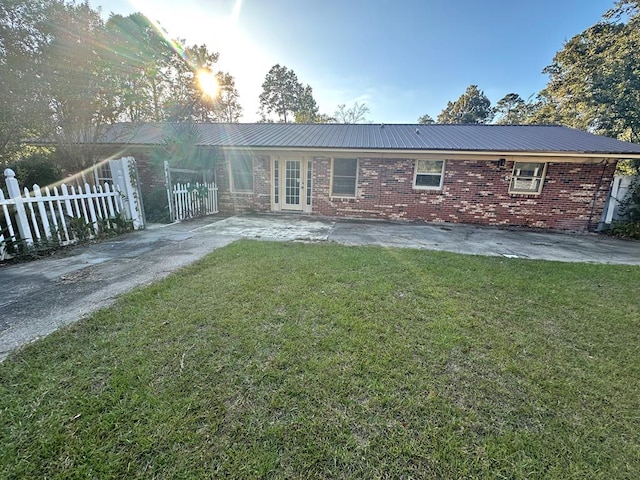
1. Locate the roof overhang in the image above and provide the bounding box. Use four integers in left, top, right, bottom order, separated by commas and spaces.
217, 145, 640, 161
89, 143, 640, 161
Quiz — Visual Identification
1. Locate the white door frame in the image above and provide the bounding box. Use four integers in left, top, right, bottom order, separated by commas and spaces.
271, 156, 312, 213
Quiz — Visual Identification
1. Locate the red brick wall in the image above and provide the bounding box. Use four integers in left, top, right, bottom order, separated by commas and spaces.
96, 148, 164, 195
311, 157, 616, 231
106, 148, 616, 232
134, 152, 165, 193
216, 154, 271, 214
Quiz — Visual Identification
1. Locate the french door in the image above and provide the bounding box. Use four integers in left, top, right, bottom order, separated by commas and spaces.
272, 157, 312, 212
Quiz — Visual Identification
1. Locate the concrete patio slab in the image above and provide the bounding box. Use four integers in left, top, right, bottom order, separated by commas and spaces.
193, 215, 334, 241
329, 220, 640, 265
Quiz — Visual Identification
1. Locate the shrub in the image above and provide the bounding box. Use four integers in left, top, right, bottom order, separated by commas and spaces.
607, 176, 640, 239
608, 221, 640, 239
142, 187, 171, 223
8, 151, 62, 188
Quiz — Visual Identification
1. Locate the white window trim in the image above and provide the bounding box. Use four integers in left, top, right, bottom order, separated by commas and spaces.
509, 161, 547, 195
413, 159, 446, 190
330, 157, 359, 198
229, 155, 254, 194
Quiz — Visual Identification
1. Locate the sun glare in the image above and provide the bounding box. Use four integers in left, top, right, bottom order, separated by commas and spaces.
197, 69, 219, 98
128, 0, 271, 119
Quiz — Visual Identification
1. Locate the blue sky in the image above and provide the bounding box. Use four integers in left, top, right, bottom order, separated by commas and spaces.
90, 0, 615, 123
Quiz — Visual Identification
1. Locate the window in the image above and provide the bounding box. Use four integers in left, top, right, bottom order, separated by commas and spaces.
229, 154, 253, 192
331, 158, 358, 197
414, 159, 445, 189
509, 162, 546, 194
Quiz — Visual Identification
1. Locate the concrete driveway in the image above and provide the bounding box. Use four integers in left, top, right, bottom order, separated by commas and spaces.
1, 214, 639, 361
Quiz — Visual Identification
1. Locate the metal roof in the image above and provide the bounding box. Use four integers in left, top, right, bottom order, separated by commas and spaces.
99, 123, 640, 155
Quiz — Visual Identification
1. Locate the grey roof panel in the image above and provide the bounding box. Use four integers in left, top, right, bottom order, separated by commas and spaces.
101, 123, 640, 155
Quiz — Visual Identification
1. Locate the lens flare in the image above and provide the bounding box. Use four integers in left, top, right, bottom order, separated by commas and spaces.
197, 69, 219, 98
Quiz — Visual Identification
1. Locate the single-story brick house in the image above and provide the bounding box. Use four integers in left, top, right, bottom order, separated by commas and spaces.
96, 122, 640, 231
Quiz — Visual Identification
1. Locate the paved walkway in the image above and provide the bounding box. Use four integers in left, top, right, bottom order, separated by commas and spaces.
1, 215, 639, 361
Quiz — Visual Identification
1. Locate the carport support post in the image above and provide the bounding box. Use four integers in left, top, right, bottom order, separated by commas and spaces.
109, 157, 145, 230
3, 168, 33, 245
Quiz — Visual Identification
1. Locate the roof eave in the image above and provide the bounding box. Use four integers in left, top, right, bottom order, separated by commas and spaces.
82, 142, 640, 159
218, 145, 640, 159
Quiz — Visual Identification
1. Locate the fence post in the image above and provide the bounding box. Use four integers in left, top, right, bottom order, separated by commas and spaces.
3, 168, 33, 245
164, 160, 175, 222
109, 157, 145, 229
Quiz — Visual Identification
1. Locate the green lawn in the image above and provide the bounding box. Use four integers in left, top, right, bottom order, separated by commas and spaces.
2, 240, 640, 479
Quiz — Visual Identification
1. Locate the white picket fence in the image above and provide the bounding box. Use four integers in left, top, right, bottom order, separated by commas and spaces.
1, 157, 144, 261
170, 182, 218, 221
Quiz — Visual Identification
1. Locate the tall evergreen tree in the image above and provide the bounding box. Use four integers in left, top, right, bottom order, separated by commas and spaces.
294, 85, 320, 123
437, 85, 493, 124
213, 73, 243, 122
493, 93, 536, 124
259, 64, 303, 123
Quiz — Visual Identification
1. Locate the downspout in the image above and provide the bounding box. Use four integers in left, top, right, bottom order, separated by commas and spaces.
587, 159, 610, 232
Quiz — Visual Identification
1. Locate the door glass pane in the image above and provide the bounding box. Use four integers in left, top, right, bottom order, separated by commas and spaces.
274, 159, 279, 204
285, 160, 300, 205
306, 160, 312, 206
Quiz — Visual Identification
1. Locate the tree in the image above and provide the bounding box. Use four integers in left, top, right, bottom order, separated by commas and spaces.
0, 3, 242, 174
259, 64, 303, 123
0, 0, 57, 165
212, 72, 242, 122
417, 114, 435, 124
533, 1, 640, 141
437, 85, 493, 124
294, 85, 320, 123
105, 14, 240, 124
41, 1, 117, 172
493, 93, 539, 124
334, 101, 370, 124
105, 12, 177, 122
164, 43, 221, 122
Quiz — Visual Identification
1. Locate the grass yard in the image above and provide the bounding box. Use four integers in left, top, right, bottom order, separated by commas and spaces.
1, 240, 640, 478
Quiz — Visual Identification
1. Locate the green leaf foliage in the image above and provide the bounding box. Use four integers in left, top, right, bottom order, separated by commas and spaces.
1, 3, 240, 172
294, 85, 321, 123
493, 93, 539, 124
259, 64, 304, 123
417, 114, 435, 124
437, 85, 493, 124
7, 150, 61, 188
534, 2, 640, 141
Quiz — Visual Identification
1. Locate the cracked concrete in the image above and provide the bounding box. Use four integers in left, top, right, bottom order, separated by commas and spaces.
1, 214, 639, 362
